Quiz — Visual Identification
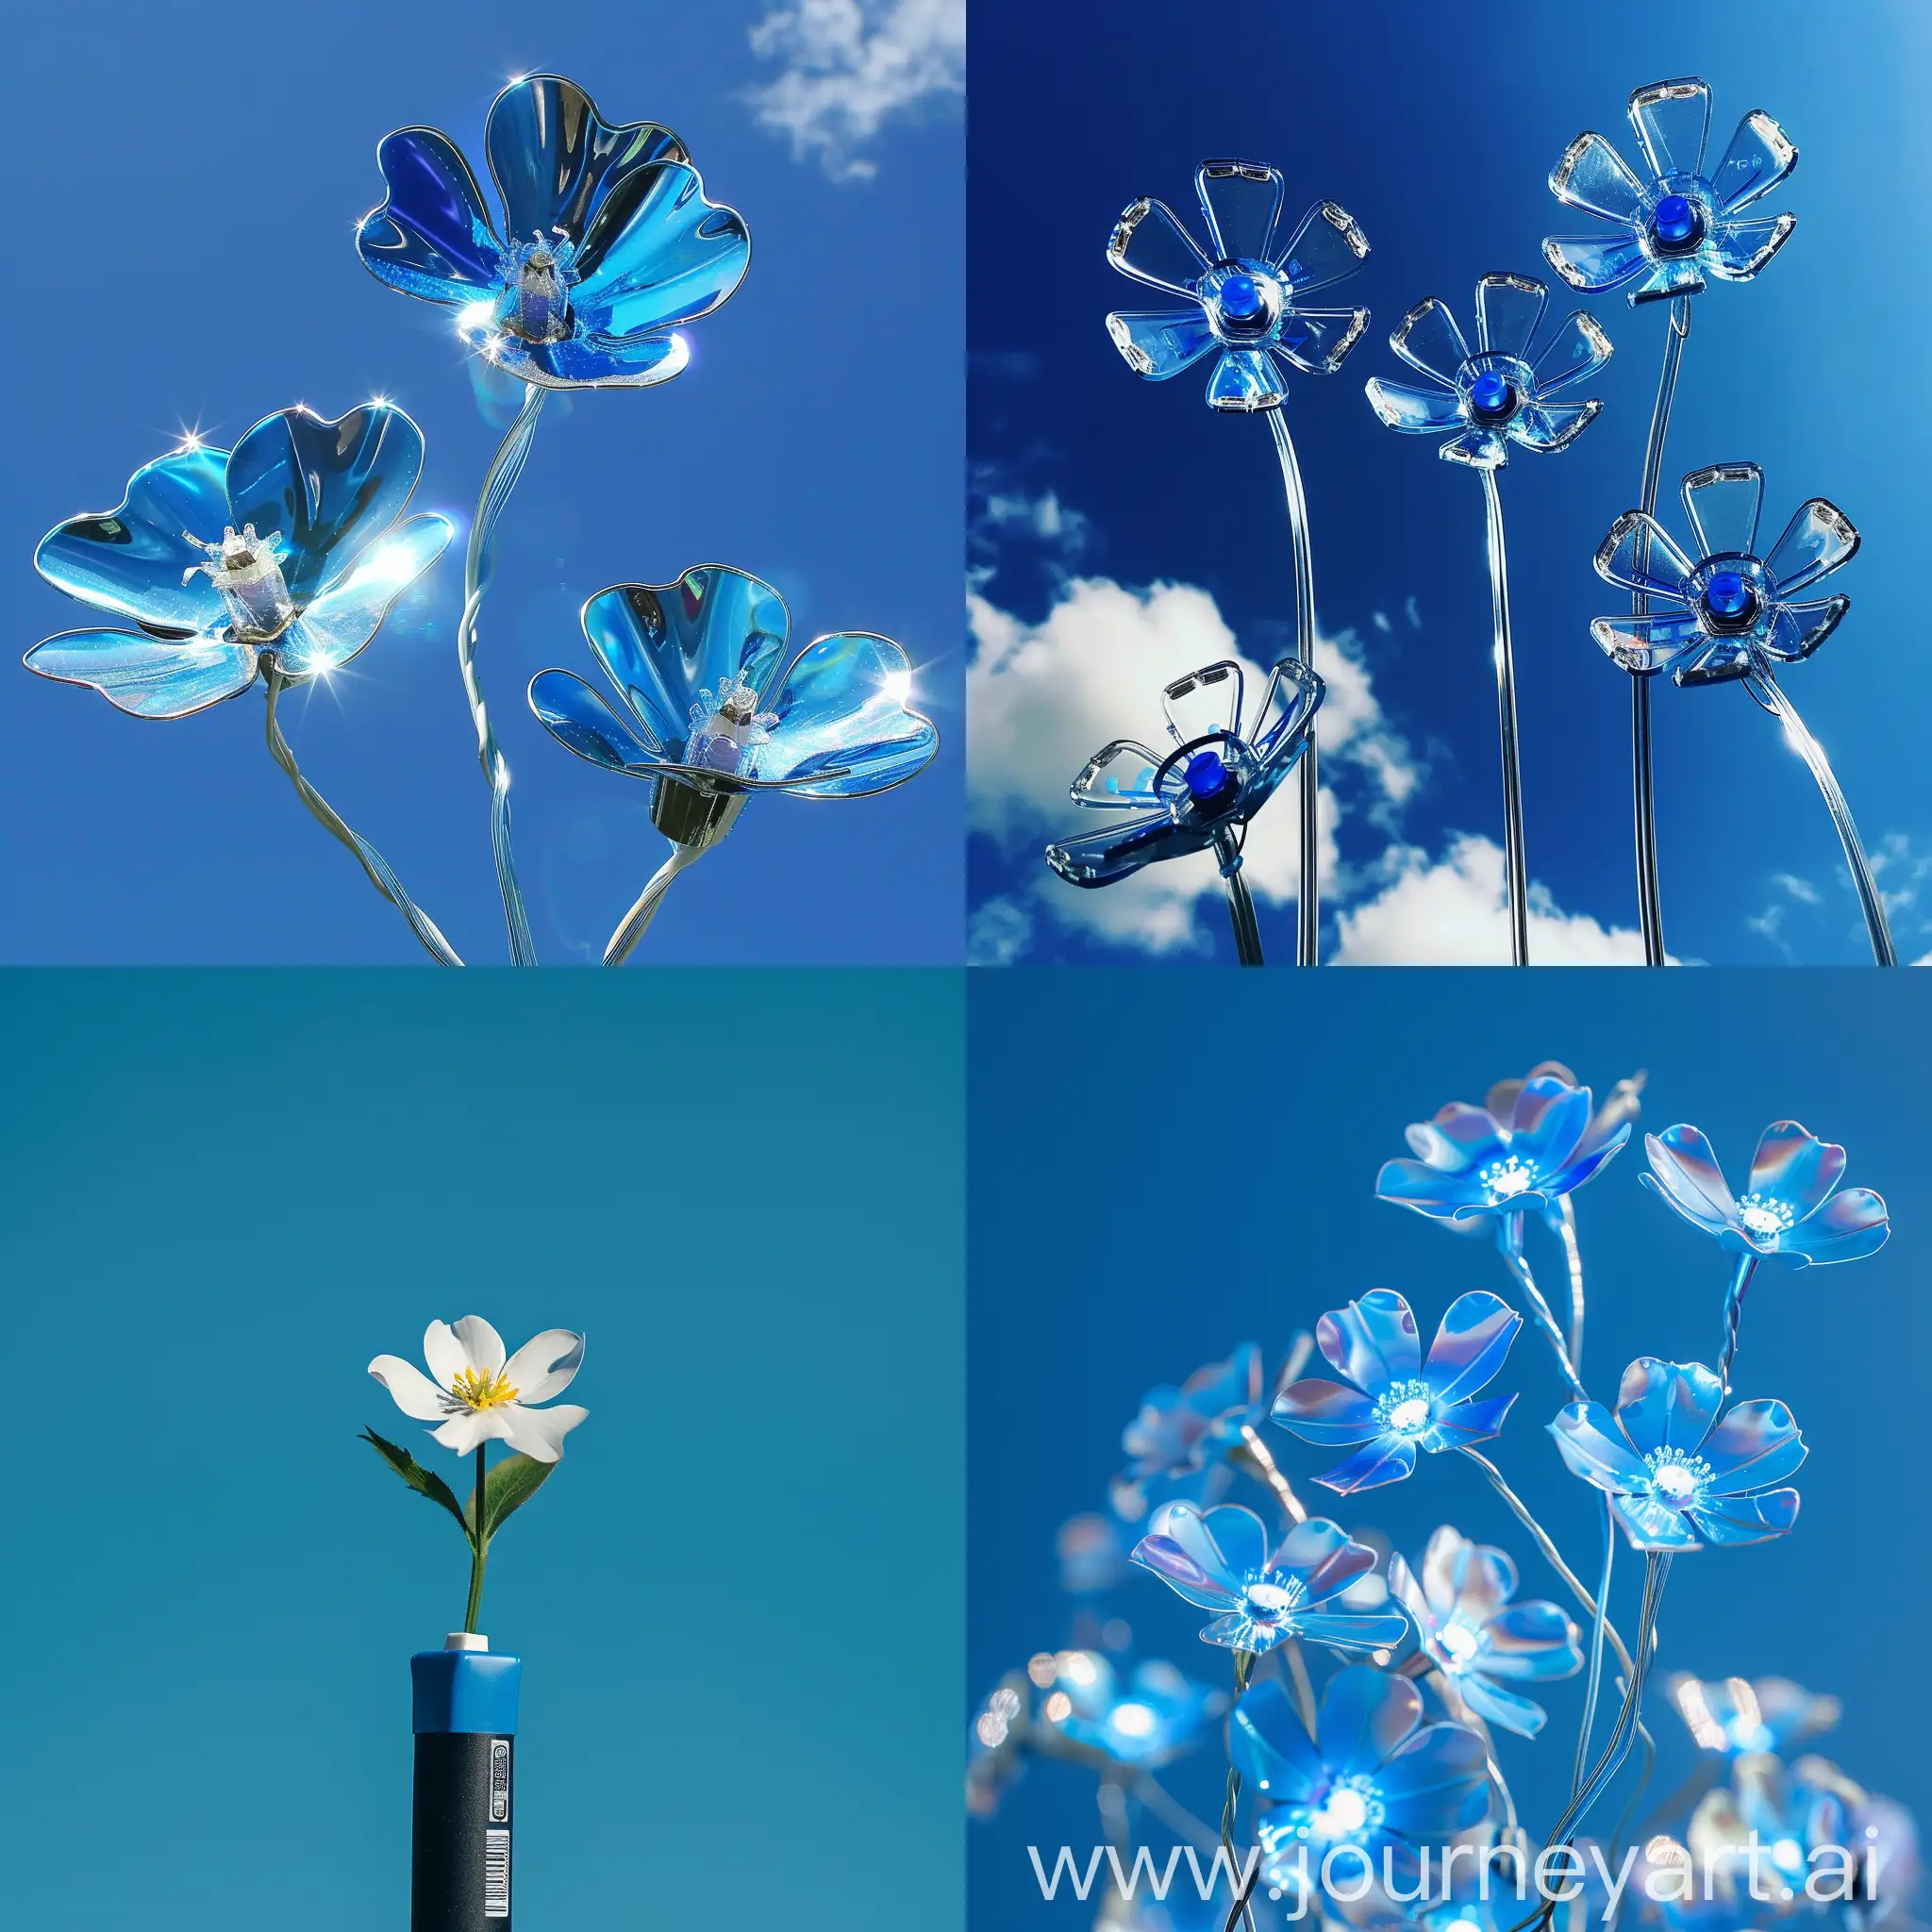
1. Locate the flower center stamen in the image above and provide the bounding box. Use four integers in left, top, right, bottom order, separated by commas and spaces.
499, 228, 578, 342
1480, 1155, 1537, 1202
1309, 1776, 1383, 1840
1643, 1448, 1714, 1504
688, 673, 776, 774
1701, 569, 1759, 632
1183, 748, 1237, 807
1242, 1580, 1302, 1624
449, 1366, 520, 1410
1737, 1194, 1795, 1244
1437, 1620, 1482, 1669
1375, 1379, 1435, 1439
1651, 193, 1705, 254
181, 524, 296, 643
1468, 370, 1516, 421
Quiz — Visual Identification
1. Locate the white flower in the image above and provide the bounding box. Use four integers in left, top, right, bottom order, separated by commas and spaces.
369, 1316, 588, 1462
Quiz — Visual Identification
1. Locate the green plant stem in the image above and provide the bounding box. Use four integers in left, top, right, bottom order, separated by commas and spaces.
463, 1444, 489, 1633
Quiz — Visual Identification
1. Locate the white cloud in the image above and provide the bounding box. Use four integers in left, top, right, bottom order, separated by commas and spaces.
746, 0, 963, 181
967, 896, 1033, 966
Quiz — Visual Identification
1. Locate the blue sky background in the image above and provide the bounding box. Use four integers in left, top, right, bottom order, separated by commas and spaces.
966, 0, 1932, 967
970, 969, 1929, 1924
1, 971, 963, 1930
3, 0, 961, 964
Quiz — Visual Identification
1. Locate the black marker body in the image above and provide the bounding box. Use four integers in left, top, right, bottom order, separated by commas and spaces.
410, 1642, 522, 1931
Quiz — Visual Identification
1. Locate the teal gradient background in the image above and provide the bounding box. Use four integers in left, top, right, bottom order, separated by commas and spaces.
0, 971, 963, 1929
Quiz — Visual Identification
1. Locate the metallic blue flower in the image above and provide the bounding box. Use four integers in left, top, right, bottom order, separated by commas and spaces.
529, 566, 938, 806
1043, 657, 1322, 889
1113, 1342, 1268, 1523
1365, 275, 1609, 470
357, 74, 750, 390
1039, 1651, 1227, 1769
1377, 1073, 1630, 1226
1389, 1525, 1582, 1740
1551, 1357, 1805, 1552
1667, 1673, 1840, 1757
1231, 1668, 1489, 1898
1591, 465, 1859, 688
1689, 1752, 1867, 1912
28, 406, 451, 720
1545, 78, 1797, 306
1272, 1291, 1523, 1495
1129, 1505, 1407, 1657
1105, 161, 1369, 413
1643, 1120, 1889, 1265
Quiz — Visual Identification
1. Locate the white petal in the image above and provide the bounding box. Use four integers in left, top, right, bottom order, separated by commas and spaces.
427, 1315, 507, 1389
369, 1355, 448, 1421
498, 1403, 588, 1463
423, 1321, 466, 1391
434, 1408, 518, 1457
502, 1329, 585, 1406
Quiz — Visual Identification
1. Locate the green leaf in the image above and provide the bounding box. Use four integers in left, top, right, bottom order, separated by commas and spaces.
480, 1452, 556, 1541
362, 1427, 475, 1546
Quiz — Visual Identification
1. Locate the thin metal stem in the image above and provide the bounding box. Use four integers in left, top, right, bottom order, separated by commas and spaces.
1717, 1252, 1759, 1399
1282, 1639, 1318, 1737
1556, 1197, 1587, 1372
1480, 469, 1528, 965
603, 794, 748, 967
263, 667, 463, 966
1630, 295, 1690, 967
1498, 1217, 1587, 1403
1265, 408, 1320, 967
1571, 1493, 1614, 1800
459, 381, 548, 966
1221, 1650, 1258, 1932
1745, 668, 1896, 965
1237, 1424, 1307, 1525
1212, 825, 1264, 967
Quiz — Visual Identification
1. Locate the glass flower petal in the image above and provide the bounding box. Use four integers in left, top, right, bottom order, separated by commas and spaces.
1690, 1488, 1800, 1545
1532, 310, 1614, 395
1699, 1399, 1807, 1495
1423, 1292, 1521, 1406
756, 632, 938, 796
1712, 110, 1799, 214
1274, 307, 1369, 375
277, 511, 454, 678
1615, 1356, 1724, 1457
1780, 1186, 1889, 1262
22, 628, 258, 721
1440, 427, 1508, 469
1320, 1667, 1423, 1778
1475, 274, 1548, 358
1274, 201, 1370, 297
1230, 1679, 1326, 1805
1510, 400, 1601, 452
1550, 131, 1648, 222
1070, 741, 1164, 811
1270, 1379, 1381, 1445
1550, 1402, 1647, 1488
1389, 298, 1469, 387
566, 162, 750, 338
1708, 212, 1797, 280
1683, 461, 1764, 559
1765, 499, 1859, 595
464, 324, 690, 390
1196, 159, 1284, 263
1591, 611, 1709, 675
357, 127, 504, 304
1106, 308, 1218, 380
1318, 1290, 1423, 1391
1108, 196, 1212, 298
1763, 595, 1849, 663
1318, 1436, 1419, 1495
528, 668, 659, 773
1629, 77, 1712, 180
1543, 231, 1648, 293
1748, 1121, 1846, 1216
1045, 811, 1207, 888
1596, 511, 1696, 599
1365, 378, 1463, 433
1206, 347, 1287, 412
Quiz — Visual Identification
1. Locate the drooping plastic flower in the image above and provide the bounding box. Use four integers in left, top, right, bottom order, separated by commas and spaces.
1551, 1357, 1804, 1551
1043, 657, 1322, 889
1231, 1668, 1489, 1897
27, 406, 451, 718
1111, 1342, 1268, 1522
1272, 1290, 1523, 1494
1545, 78, 1797, 306
1365, 274, 1609, 469
1389, 1525, 1582, 1739
1105, 161, 1370, 412
370, 1316, 589, 1462
1591, 465, 1859, 687
1129, 1505, 1407, 1656
357, 74, 749, 389
1668, 1673, 1840, 1757
1643, 1119, 1889, 1265
1038, 1651, 1227, 1769
1376, 1072, 1631, 1226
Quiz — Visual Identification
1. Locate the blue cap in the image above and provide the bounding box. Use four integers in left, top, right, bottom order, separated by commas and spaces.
412, 1647, 522, 1735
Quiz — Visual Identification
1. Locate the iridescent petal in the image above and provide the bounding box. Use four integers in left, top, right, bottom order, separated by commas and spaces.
356, 126, 504, 305
528, 667, 659, 772
1045, 811, 1204, 888
1475, 274, 1547, 359
1230, 1679, 1324, 1804
1532, 311, 1615, 396
1206, 347, 1286, 412
1317, 1434, 1416, 1495
1549, 131, 1647, 222
1595, 512, 1697, 600
1682, 461, 1764, 560
1203, 1610, 1290, 1653
1389, 298, 1470, 388
1271, 1517, 1374, 1606
568, 163, 750, 338
1376, 1722, 1491, 1833
1365, 378, 1462, 434
1543, 1129, 1629, 1197
466, 324, 688, 390
1275, 308, 1369, 375
1376, 1157, 1481, 1219
1780, 1186, 1888, 1264
1614, 1358, 1724, 1457
1762, 595, 1849, 664
35, 445, 233, 635
1629, 77, 1712, 181
1510, 401, 1601, 453
1457, 1674, 1550, 1739
1440, 427, 1507, 469
1274, 202, 1369, 298
1542, 231, 1648, 294
1711, 110, 1798, 215
1291, 1610, 1410, 1654
1108, 196, 1210, 299
225, 405, 425, 604
276, 512, 455, 678
1747, 1122, 1845, 1217
1613, 1492, 1702, 1551
1481, 1602, 1582, 1679
1271, 1379, 1381, 1446
1131, 1536, 1242, 1613
1433, 1530, 1515, 1618
1688, 1488, 1800, 1546
1133, 1503, 1246, 1608
1406, 1103, 1507, 1174
1106, 308, 1216, 380
1317, 1290, 1421, 1392
1509, 1075, 1591, 1166
1591, 611, 1707, 674
1250, 658, 1322, 769
1318, 1666, 1421, 1778
1422, 1291, 1521, 1406
1388, 1554, 1431, 1632
1700, 1400, 1807, 1495
1550, 1402, 1646, 1487
1196, 159, 1284, 263
1426, 1392, 1514, 1447
1765, 499, 1859, 597
1708, 212, 1797, 281
1644, 1124, 1739, 1227
1071, 741, 1165, 812
23, 628, 258, 721
754, 633, 938, 797
1192, 1504, 1270, 1583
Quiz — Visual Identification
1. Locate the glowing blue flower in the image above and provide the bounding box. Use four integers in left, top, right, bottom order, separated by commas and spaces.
1043, 658, 1322, 889
357, 74, 749, 389
27, 406, 451, 720
1105, 161, 1369, 413
1376, 1072, 1630, 1226
1689, 1752, 1867, 1911
1390, 1525, 1582, 1740
1551, 1357, 1805, 1552
1271, 1291, 1523, 1494
1038, 1651, 1227, 1769
1231, 1667, 1489, 1897
1111, 1342, 1268, 1523
1545, 78, 1797, 306
1591, 465, 1859, 688
1129, 1505, 1407, 1657
1365, 274, 1609, 469
1668, 1673, 1840, 1757
1643, 1119, 1888, 1265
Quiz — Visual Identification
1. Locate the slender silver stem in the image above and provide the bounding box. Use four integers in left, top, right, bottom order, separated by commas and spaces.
459, 381, 548, 966
1631, 297, 1690, 967
603, 793, 748, 967
1212, 824, 1264, 967
1745, 669, 1896, 965
1498, 1218, 1586, 1402
1571, 1493, 1614, 1800
1556, 1198, 1587, 1371
1717, 1252, 1759, 1399
1479, 469, 1529, 965
1265, 408, 1320, 967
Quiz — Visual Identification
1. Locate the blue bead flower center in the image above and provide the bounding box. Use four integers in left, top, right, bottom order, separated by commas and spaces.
1219, 274, 1266, 323
1651, 194, 1704, 253
1468, 371, 1515, 420
1701, 570, 1758, 630
1184, 749, 1236, 806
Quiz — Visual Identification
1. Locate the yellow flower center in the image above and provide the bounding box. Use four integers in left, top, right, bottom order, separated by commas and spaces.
450, 1367, 520, 1410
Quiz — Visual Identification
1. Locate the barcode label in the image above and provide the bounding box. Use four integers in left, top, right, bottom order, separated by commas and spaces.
484, 1828, 510, 1918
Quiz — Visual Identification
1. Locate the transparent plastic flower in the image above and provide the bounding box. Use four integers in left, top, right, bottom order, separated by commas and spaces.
1105, 160, 1369, 413
1545, 78, 1797, 306
1668, 1674, 1840, 1757
1690, 1752, 1866, 1913
1129, 1504, 1407, 1656
1038, 1651, 1227, 1769
1591, 465, 1859, 687
1364, 274, 1609, 470
1550, 1357, 1804, 1552
1231, 1668, 1489, 1898
1376, 1072, 1631, 1227
357, 74, 749, 389
369, 1316, 589, 1462
1389, 1526, 1582, 1739
1272, 1290, 1524, 1495
1642, 1119, 1889, 1265
1113, 1341, 1268, 1518
1043, 657, 1322, 888
27, 406, 451, 719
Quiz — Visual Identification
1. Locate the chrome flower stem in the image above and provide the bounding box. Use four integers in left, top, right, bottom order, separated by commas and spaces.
460, 380, 549, 966
1571, 1494, 1615, 1801
1556, 1197, 1587, 1371
462, 1445, 489, 1634
1480, 469, 1530, 965
1630, 295, 1690, 968
1212, 825, 1265, 966
1265, 408, 1321, 967
603, 793, 748, 967
263, 667, 463, 966
1717, 1253, 1760, 1399
1745, 668, 1897, 965
1498, 1219, 1587, 1402
1221, 1649, 1259, 1932
1236, 1423, 1307, 1525
1281, 1639, 1318, 1736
